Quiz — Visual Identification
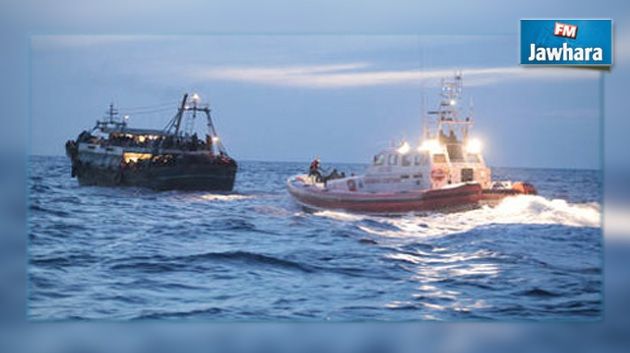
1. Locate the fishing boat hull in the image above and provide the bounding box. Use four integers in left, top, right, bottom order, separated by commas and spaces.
287, 176, 482, 214
66, 143, 237, 191
73, 162, 237, 191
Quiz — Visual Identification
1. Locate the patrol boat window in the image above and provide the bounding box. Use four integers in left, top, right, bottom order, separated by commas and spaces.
414, 153, 428, 166
373, 154, 385, 166
402, 155, 412, 166
388, 154, 398, 166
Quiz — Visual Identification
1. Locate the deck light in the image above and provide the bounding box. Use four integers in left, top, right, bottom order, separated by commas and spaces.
418, 139, 441, 153
466, 138, 483, 154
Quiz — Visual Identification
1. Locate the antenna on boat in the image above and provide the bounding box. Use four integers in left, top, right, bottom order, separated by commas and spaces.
173, 93, 188, 137
94, 102, 125, 131
418, 36, 430, 142
105, 103, 118, 124
206, 105, 226, 154
184, 93, 201, 136
466, 96, 474, 140
421, 85, 429, 141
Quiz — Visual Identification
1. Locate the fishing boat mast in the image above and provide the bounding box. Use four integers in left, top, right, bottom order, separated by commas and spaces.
163, 93, 227, 154
173, 93, 188, 137
94, 102, 127, 131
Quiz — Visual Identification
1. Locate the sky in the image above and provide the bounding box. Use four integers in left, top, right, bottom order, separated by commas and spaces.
30, 34, 601, 169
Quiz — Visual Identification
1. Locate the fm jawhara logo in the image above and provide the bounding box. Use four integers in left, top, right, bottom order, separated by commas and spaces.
520, 19, 612, 66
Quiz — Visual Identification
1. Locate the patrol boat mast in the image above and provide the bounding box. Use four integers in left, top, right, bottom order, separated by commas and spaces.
424, 72, 471, 149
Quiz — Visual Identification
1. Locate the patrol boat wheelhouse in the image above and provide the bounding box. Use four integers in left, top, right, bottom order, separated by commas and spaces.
287, 74, 536, 214
65, 93, 237, 191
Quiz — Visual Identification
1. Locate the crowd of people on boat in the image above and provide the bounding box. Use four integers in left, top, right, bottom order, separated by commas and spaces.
68, 130, 236, 177
121, 151, 235, 171
438, 129, 461, 144
76, 130, 219, 153
158, 133, 210, 152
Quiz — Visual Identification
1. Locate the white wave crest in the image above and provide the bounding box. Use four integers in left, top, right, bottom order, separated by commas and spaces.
199, 194, 253, 202
491, 195, 600, 228
314, 195, 600, 238
312, 210, 367, 222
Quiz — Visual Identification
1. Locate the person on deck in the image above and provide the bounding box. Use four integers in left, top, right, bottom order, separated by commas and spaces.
448, 130, 457, 143
309, 157, 322, 182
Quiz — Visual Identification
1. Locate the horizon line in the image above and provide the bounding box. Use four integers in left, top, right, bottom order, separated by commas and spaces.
28, 153, 600, 172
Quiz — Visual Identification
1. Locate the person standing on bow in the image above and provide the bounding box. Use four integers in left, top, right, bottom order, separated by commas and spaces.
309, 157, 323, 182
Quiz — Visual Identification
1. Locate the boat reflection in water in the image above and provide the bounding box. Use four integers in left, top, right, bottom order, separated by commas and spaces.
65, 93, 237, 191
288, 73, 536, 214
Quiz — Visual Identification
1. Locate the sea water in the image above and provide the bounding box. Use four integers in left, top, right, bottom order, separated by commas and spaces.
28, 156, 601, 321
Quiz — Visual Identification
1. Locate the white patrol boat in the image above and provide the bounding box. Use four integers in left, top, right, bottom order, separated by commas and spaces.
287, 73, 536, 214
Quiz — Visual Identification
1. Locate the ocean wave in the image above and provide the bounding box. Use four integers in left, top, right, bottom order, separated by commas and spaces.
492, 195, 600, 227
320, 195, 601, 239
110, 250, 315, 274
312, 210, 366, 222
28, 158, 602, 321
199, 193, 253, 202
133, 306, 224, 320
